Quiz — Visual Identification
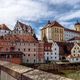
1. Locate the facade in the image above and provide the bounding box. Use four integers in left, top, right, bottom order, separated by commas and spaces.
41, 21, 80, 42
41, 21, 64, 42
12, 21, 34, 36
0, 24, 11, 36
0, 35, 44, 64
64, 28, 80, 41
67, 43, 80, 63
44, 42, 60, 62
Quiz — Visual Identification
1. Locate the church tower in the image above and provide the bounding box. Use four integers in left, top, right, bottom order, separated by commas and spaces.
75, 21, 80, 32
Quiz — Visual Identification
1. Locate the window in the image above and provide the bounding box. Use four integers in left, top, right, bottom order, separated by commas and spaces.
34, 60, 36, 63
18, 48, 20, 51
34, 49, 36, 51
28, 49, 30, 51
55, 48, 56, 50
55, 53, 56, 55
73, 51, 75, 53
47, 53, 49, 55
24, 48, 25, 51
76, 58, 78, 61
27, 59, 29, 62
34, 54, 36, 56
28, 54, 30, 56
55, 57, 56, 59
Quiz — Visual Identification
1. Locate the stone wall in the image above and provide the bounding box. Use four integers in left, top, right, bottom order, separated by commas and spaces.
0, 61, 72, 80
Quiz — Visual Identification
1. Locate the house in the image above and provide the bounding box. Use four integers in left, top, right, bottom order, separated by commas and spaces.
44, 42, 74, 62
66, 43, 80, 63
12, 21, 35, 36
44, 42, 61, 62
41, 21, 64, 42
0, 24, 11, 36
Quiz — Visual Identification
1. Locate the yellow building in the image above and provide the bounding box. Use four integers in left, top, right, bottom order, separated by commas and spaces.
75, 22, 80, 32
41, 21, 64, 42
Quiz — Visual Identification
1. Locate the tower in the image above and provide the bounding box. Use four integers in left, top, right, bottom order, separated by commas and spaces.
75, 20, 80, 32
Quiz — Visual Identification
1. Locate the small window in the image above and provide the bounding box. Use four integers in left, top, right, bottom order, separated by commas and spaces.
18, 48, 20, 51
55, 48, 56, 50
34, 54, 36, 56
24, 48, 25, 51
28, 54, 30, 56
47, 53, 49, 55
27, 59, 29, 62
34, 60, 36, 63
28, 49, 30, 51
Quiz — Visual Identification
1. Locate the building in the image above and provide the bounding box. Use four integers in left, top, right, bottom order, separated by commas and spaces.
12, 21, 35, 36
66, 43, 80, 63
41, 21, 64, 42
41, 21, 80, 42
64, 28, 80, 41
0, 24, 11, 36
44, 42, 59, 62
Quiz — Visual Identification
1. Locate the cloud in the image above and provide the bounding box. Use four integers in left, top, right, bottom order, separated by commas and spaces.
0, 0, 80, 39
58, 10, 80, 21
0, 0, 56, 29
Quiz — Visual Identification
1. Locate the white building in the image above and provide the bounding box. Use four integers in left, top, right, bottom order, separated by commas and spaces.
44, 42, 59, 62
66, 43, 80, 63
0, 24, 11, 36
64, 28, 80, 41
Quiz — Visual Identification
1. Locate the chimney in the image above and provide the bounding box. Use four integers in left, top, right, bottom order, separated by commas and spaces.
48, 20, 51, 24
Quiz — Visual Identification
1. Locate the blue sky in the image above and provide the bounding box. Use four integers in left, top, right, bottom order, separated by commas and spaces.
0, 0, 80, 39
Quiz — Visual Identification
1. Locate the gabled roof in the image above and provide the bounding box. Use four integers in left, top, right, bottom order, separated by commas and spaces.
53, 42, 74, 56
15, 21, 33, 33
44, 43, 52, 51
0, 24, 10, 30
41, 21, 64, 30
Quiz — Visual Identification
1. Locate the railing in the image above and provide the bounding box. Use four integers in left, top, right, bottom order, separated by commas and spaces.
0, 61, 72, 80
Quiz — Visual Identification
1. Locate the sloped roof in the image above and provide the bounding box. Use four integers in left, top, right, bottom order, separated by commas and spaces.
2, 35, 38, 43
16, 21, 33, 33
57, 42, 74, 55
44, 43, 52, 51
68, 37, 80, 41
64, 28, 80, 33
41, 21, 64, 30
0, 24, 10, 30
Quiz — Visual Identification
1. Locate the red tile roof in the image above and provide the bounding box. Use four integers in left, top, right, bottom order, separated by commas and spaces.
44, 43, 52, 51
0, 24, 10, 30
2, 35, 38, 43
41, 21, 64, 30
68, 37, 80, 41
64, 28, 80, 33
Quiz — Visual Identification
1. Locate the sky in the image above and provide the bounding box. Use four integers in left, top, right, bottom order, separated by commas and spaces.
0, 0, 80, 39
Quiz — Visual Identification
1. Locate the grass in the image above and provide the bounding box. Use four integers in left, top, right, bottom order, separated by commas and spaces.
60, 70, 80, 80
